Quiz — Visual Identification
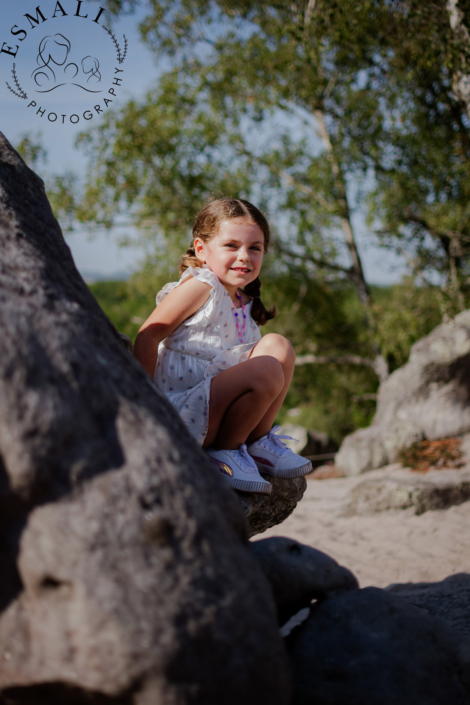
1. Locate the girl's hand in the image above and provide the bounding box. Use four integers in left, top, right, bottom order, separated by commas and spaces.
134, 277, 211, 377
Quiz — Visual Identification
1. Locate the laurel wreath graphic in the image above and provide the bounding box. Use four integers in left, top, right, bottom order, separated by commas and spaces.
102, 26, 128, 64
6, 64, 28, 100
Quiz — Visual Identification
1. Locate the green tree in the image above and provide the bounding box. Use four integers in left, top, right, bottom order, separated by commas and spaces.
73, 0, 398, 381
364, 0, 470, 317
75, 0, 470, 361
81, 0, 382, 301
16, 1, 470, 438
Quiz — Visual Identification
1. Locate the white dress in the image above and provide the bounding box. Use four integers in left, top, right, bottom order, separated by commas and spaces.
154, 265, 262, 446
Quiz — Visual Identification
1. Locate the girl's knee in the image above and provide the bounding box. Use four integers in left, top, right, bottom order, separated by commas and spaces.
261, 334, 295, 365
253, 356, 284, 395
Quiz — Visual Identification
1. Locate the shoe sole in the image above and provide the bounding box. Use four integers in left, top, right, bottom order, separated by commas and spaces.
226, 477, 273, 494
206, 455, 272, 494
254, 460, 313, 479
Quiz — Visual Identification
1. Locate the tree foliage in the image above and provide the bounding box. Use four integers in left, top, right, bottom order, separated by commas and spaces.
365, 0, 470, 314
75, 0, 470, 313
89, 271, 442, 441
15, 0, 470, 438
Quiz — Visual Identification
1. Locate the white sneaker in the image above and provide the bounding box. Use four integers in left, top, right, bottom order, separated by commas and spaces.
247, 426, 312, 478
206, 444, 273, 494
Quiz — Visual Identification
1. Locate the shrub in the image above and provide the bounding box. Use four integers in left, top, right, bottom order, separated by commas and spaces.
398, 438, 464, 473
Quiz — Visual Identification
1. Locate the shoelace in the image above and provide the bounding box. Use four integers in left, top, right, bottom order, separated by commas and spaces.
259, 425, 298, 456
229, 443, 256, 472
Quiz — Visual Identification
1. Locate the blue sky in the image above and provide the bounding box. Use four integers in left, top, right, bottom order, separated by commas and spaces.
0, 0, 406, 283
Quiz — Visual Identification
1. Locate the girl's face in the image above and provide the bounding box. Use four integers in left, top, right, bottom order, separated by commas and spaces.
194, 219, 265, 295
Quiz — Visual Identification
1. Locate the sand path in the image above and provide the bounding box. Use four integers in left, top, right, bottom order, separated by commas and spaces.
258, 470, 470, 588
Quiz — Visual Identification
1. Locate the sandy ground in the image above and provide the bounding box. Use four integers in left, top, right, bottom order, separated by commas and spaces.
258, 469, 470, 588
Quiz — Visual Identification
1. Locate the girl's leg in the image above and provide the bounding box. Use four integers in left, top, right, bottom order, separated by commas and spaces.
246, 334, 295, 442
203, 334, 295, 450
203, 355, 284, 450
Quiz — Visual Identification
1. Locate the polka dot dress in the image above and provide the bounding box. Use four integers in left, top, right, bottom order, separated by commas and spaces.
154, 265, 261, 446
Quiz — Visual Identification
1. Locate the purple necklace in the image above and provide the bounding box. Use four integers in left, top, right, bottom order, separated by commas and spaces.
232, 289, 246, 343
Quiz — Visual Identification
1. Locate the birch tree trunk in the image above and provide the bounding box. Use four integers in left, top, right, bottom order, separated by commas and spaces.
313, 109, 371, 307
448, 0, 470, 117
312, 110, 389, 381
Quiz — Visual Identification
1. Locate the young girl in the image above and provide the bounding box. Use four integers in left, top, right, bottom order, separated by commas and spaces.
134, 198, 312, 494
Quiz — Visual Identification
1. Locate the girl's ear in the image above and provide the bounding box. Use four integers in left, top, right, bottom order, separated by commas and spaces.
193, 237, 206, 264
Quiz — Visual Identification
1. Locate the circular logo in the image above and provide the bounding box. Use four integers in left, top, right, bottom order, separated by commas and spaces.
1, 1, 128, 127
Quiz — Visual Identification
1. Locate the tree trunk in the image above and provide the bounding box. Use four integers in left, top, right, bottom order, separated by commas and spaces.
313, 109, 371, 307
448, 0, 470, 118
0, 134, 290, 705
312, 110, 389, 379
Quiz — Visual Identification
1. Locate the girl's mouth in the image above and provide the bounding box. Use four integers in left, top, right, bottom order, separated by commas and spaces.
231, 267, 250, 273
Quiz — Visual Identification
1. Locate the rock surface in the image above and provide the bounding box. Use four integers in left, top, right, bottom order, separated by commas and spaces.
260, 468, 470, 589
250, 537, 358, 624
336, 312, 470, 475
344, 466, 470, 515
0, 133, 291, 704
237, 475, 307, 537
286, 587, 470, 705
387, 573, 470, 637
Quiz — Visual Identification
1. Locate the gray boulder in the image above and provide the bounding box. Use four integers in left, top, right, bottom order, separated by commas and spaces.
250, 537, 358, 624
286, 587, 470, 705
344, 466, 470, 515
387, 573, 470, 638
337, 312, 470, 475
0, 133, 291, 704
238, 475, 307, 537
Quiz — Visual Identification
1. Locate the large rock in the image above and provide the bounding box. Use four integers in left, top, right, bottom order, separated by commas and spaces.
250, 537, 358, 624
344, 466, 470, 515
387, 573, 470, 637
337, 312, 470, 475
237, 475, 307, 537
0, 133, 291, 704
286, 587, 470, 705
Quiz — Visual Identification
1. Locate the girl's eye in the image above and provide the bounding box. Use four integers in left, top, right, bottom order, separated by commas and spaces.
251, 246, 262, 251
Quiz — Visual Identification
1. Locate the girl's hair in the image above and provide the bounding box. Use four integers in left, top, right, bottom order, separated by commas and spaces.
180, 197, 276, 325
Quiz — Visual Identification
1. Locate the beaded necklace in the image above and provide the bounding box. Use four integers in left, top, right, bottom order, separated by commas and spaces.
232, 289, 246, 343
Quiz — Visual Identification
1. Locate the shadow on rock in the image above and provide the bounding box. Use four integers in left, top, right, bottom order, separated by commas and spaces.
285, 587, 470, 705
251, 537, 358, 625
387, 573, 470, 638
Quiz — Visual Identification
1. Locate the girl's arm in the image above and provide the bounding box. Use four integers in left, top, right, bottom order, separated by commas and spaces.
134, 277, 211, 377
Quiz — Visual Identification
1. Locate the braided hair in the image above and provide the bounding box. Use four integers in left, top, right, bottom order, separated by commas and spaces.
180, 197, 276, 325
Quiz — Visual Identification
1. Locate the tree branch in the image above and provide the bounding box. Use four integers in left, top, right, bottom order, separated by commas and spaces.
233, 142, 334, 212
277, 243, 354, 275
296, 353, 388, 382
